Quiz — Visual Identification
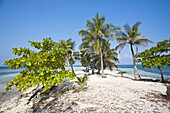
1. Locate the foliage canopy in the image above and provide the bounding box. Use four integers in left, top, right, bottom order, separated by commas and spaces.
3, 38, 75, 92
137, 39, 170, 81
137, 39, 170, 69
79, 13, 118, 77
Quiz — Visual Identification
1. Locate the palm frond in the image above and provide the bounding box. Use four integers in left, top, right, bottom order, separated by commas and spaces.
133, 38, 153, 46
134, 36, 145, 39
105, 59, 117, 70
123, 24, 131, 35
66, 38, 72, 44
75, 75, 89, 90
115, 42, 127, 53
79, 30, 93, 37
131, 22, 142, 31
116, 37, 128, 43
86, 20, 95, 30
83, 46, 93, 57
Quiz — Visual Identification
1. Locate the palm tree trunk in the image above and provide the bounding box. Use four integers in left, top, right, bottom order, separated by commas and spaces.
71, 64, 75, 75
66, 55, 71, 72
157, 66, 164, 82
86, 66, 89, 72
130, 44, 140, 80
100, 45, 106, 78
92, 61, 95, 74
97, 67, 100, 74
133, 58, 141, 80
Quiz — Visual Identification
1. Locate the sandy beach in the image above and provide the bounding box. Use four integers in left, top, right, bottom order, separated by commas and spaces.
0, 70, 169, 112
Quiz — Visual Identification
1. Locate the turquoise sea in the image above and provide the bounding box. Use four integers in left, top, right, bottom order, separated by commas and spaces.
0, 65, 170, 92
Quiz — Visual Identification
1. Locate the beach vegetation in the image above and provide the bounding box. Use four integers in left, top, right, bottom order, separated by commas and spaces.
115, 22, 153, 80
59, 38, 75, 73
3, 38, 75, 92
79, 13, 117, 78
101, 40, 118, 71
74, 75, 89, 90
79, 37, 118, 74
117, 69, 127, 77
137, 39, 170, 82
79, 42, 97, 74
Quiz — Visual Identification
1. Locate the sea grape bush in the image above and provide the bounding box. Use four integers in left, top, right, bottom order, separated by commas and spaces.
3, 38, 75, 91
137, 39, 170, 81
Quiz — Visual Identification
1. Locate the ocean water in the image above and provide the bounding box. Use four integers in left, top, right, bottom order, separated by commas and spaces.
0, 65, 170, 92
116, 65, 170, 80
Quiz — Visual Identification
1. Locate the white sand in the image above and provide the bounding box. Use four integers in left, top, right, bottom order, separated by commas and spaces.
0, 70, 169, 112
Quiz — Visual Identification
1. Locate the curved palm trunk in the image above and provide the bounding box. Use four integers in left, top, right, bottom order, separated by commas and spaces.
157, 66, 164, 82
100, 45, 106, 78
66, 55, 71, 72
130, 44, 141, 80
71, 64, 75, 75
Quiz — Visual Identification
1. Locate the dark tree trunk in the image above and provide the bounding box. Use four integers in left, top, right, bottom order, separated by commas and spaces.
92, 61, 95, 74
86, 66, 89, 72
157, 66, 164, 82
97, 68, 100, 74
130, 44, 141, 80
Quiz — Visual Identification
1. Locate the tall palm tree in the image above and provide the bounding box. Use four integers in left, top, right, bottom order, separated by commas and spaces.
79, 13, 116, 78
115, 22, 153, 80
60, 38, 74, 72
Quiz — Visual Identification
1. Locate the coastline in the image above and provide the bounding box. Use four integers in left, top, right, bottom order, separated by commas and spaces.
0, 70, 169, 112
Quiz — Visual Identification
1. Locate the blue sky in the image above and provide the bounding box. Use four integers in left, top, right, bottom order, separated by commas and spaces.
0, 0, 170, 65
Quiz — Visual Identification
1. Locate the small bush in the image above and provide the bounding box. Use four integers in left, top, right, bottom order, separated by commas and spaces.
74, 75, 89, 90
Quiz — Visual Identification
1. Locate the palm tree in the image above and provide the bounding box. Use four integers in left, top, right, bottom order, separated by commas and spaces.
79, 42, 96, 74
79, 13, 116, 78
115, 22, 153, 80
60, 38, 75, 72
102, 40, 119, 71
